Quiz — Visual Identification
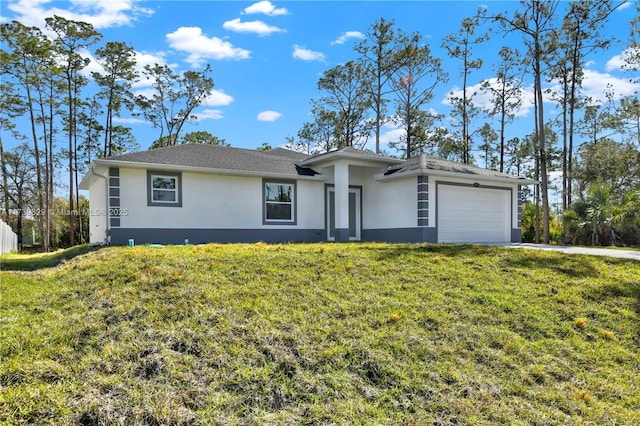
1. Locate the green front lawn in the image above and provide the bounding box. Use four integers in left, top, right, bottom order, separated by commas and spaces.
1, 243, 638, 424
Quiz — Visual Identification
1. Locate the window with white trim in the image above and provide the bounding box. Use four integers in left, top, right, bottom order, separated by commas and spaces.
264, 181, 295, 224
147, 171, 182, 207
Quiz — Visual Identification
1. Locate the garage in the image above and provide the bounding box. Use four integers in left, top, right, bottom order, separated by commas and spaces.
437, 184, 511, 243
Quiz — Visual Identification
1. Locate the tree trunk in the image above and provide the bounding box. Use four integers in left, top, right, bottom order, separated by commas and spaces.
567, 60, 578, 210
74, 123, 82, 244
0, 136, 8, 220
535, 61, 550, 244
24, 83, 45, 249
375, 64, 382, 154
37, 87, 50, 251
561, 73, 568, 212
462, 66, 469, 164
48, 85, 55, 250
67, 69, 75, 247
499, 84, 506, 173
16, 211, 23, 250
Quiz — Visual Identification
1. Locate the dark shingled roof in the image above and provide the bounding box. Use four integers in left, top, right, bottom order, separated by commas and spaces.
304, 146, 396, 161
100, 144, 315, 176
95, 144, 530, 182
386, 154, 528, 181
261, 147, 310, 161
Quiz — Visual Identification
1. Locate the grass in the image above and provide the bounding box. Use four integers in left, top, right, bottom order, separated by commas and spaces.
1, 243, 639, 425
0, 244, 99, 271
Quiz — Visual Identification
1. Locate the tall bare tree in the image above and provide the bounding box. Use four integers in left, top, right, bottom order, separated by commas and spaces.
442, 14, 489, 164
137, 64, 214, 147
550, 0, 622, 210
391, 32, 447, 158
46, 15, 101, 247
494, 0, 559, 244
316, 61, 373, 149
1, 21, 56, 248
482, 46, 524, 172
355, 18, 406, 154
92, 41, 137, 158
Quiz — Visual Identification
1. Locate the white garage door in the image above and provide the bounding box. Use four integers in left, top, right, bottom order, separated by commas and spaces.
438, 185, 510, 243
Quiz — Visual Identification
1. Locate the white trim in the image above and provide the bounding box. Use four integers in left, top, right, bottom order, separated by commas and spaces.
298, 150, 403, 167
374, 168, 537, 185
264, 181, 295, 224
150, 174, 178, 204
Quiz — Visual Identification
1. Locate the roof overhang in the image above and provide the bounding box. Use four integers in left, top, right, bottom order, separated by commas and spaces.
298, 150, 404, 168
79, 163, 109, 190
86, 159, 327, 182
375, 168, 538, 185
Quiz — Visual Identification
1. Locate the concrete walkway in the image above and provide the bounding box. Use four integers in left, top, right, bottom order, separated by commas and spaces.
507, 243, 640, 261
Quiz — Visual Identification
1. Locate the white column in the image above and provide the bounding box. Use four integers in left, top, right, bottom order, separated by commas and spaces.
334, 161, 350, 242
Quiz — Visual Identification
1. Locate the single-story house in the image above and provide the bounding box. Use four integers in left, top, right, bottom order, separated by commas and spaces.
79, 144, 536, 245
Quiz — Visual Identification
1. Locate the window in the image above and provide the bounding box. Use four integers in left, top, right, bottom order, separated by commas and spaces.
147, 171, 182, 207
263, 180, 296, 224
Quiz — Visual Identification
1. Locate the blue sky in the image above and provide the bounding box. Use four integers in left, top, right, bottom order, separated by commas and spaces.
2, 0, 639, 157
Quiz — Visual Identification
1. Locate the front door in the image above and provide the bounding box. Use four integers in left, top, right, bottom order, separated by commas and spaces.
327, 187, 361, 241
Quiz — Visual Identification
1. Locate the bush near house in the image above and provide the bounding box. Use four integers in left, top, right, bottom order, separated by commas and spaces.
521, 202, 563, 244
1, 243, 639, 424
563, 186, 640, 247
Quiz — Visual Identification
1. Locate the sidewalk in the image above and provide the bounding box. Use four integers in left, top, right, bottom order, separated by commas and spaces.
508, 243, 640, 261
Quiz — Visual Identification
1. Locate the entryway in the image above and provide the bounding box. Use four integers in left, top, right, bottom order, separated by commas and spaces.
326, 187, 361, 241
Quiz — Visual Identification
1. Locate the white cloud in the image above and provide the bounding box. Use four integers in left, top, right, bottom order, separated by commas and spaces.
87, 48, 168, 84
618, 1, 632, 10
331, 31, 365, 45
222, 18, 285, 36
7, 0, 153, 29
257, 110, 282, 121
292, 44, 325, 62
580, 68, 640, 103
113, 117, 147, 125
130, 51, 172, 88
242, 1, 289, 16
371, 121, 404, 152
79, 50, 103, 77
380, 127, 405, 147
132, 52, 178, 90
135, 51, 169, 70
455, 68, 640, 123
544, 68, 639, 106
204, 89, 234, 106
132, 87, 156, 99
195, 109, 224, 120
166, 26, 250, 65
443, 79, 533, 118
606, 53, 626, 72
606, 47, 640, 71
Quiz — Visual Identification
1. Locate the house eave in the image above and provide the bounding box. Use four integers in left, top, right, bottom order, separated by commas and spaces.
374, 168, 538, 185
298, 151, 404, 168
90, 159, 327, 181
79, 163, 109, 190
79, 173, 93, 190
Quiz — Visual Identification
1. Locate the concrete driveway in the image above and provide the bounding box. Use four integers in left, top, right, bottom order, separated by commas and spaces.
507, 243, 640, 261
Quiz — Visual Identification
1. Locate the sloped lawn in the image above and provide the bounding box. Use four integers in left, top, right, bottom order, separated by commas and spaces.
1, 243, 638, 424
